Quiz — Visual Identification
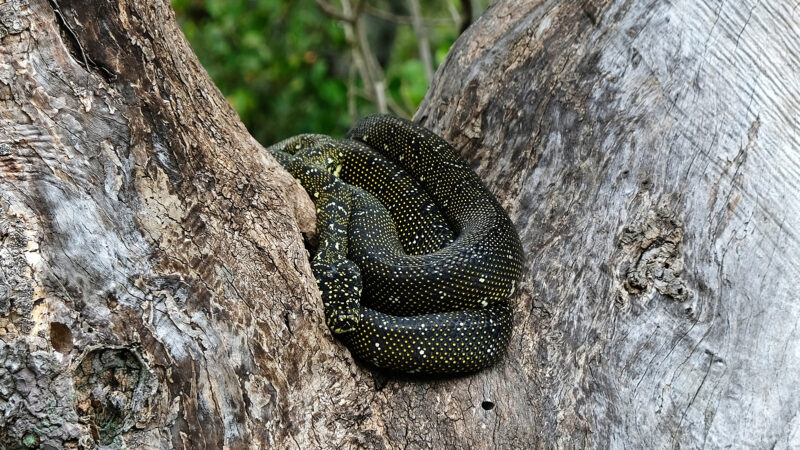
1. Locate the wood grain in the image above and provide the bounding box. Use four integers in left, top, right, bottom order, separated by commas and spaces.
1, 0, 798, 448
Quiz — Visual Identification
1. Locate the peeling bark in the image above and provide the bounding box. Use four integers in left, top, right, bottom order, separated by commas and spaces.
1, 0, 798, 448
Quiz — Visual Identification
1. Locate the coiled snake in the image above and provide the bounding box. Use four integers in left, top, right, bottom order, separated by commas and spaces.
269, 115, 523, 374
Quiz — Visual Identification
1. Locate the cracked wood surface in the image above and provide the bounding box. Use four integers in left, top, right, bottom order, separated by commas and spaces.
416, 0, 800, 447
1, 0, 799, 448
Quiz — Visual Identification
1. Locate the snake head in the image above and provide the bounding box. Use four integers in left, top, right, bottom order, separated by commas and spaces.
329, 310, 360, 334
313, 258, 362, 334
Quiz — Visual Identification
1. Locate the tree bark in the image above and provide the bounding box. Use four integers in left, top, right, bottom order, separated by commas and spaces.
1, 0, 798, 449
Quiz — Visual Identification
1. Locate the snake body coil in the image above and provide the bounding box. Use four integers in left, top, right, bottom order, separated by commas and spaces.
269, 115, 523, 374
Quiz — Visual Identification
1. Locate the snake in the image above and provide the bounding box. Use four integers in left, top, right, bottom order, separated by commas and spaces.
268, 115, 523, 374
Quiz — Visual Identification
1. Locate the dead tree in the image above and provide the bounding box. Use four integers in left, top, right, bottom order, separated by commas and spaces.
1, 0, 798, 448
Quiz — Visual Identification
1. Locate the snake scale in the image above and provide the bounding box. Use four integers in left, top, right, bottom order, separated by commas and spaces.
269, 115, 523, 374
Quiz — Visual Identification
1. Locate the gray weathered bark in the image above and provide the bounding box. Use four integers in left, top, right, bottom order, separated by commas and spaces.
1, 0, 798, 448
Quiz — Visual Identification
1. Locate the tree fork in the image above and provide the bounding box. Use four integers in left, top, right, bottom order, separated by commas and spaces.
1, 0, 798, 448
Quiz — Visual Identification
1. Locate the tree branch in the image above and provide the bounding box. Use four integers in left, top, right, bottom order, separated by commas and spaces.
407, 0, 434, 84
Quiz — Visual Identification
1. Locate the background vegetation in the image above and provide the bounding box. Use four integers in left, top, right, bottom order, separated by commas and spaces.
172, 0, 488, 144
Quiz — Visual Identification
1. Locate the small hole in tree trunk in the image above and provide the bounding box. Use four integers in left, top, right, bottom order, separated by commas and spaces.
481, 401, 495, 410
50, 322, 73, 353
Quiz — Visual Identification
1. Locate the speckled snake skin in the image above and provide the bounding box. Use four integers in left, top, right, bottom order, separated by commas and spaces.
268, 115, 523, 374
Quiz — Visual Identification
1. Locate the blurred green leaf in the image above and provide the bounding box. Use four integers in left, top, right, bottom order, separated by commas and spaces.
172, 0, 487, 144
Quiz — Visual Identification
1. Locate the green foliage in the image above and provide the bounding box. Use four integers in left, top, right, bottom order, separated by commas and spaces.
172, 0, 350, 144
172, 0, 485, 144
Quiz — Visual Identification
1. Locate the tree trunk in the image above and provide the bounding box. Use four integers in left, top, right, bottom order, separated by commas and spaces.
1, 0, 798, 448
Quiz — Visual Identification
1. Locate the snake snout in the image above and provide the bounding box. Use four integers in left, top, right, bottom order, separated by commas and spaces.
315, 259, 362, 334
330, 311, 359, 334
